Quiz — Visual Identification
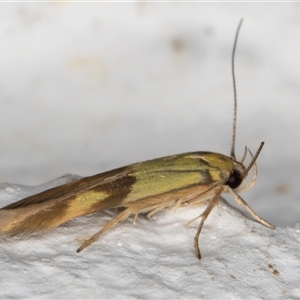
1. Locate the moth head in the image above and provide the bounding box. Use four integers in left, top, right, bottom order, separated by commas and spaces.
227, 160, 246, 189
228, 141, 264, 190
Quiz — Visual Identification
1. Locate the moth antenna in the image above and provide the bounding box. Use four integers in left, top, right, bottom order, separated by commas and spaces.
245, 141, 264, 175
230, 19, 243, 161
240, 145, 248, 164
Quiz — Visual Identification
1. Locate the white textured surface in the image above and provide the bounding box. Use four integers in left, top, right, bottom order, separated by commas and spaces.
0, 2, 300, 299
0, 176, 300, 299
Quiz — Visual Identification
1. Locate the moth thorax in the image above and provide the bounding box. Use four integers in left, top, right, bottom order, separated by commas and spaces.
227, 161, 247, 189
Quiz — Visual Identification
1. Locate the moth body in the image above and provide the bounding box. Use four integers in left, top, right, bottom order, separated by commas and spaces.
0, 152, 236, 233
0, 150, 274, 258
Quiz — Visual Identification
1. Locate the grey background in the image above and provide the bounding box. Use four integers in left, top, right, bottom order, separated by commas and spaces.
0, 3, 299, 226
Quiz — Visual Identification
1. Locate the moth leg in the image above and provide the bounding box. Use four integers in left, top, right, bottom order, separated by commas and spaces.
226, 187, 275, 229
146, 199, 178, 218
185, 214, 202, 227
185, 186, 221, 227
133, 213, 138, 224
77, 208, 133, 253
194, 191, 221, 259
184, 185, 216, 207
173, 198, 183, 211
146, 207, 162, 218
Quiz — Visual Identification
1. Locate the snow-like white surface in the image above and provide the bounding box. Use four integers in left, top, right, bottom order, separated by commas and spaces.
0, 2, 300, 299
1, 176, 300, 299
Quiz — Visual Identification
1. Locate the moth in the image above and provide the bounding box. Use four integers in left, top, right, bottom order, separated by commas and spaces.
0, 20, 274, 259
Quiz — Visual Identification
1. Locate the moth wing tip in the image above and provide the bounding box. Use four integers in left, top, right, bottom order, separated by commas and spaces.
0, 209, 18, 235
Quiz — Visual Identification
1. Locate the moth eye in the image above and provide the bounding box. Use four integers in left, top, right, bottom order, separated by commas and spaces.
227, 170, 243, 189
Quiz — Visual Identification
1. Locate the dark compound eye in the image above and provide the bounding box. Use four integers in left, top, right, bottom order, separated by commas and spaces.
227, 170, 243, 189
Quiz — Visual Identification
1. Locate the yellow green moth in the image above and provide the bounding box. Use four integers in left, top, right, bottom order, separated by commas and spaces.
0, 20, 274, 259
